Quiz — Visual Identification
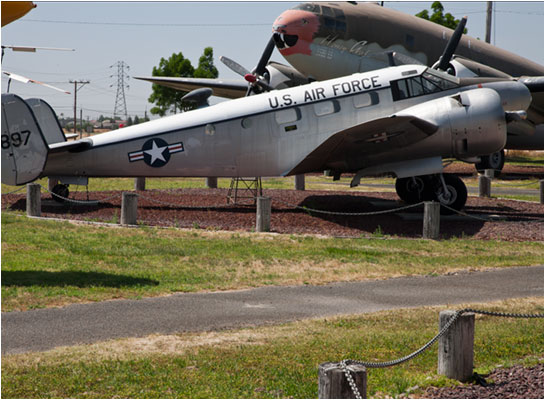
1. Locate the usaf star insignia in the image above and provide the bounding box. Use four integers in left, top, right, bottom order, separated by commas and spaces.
128, 138, 184, 167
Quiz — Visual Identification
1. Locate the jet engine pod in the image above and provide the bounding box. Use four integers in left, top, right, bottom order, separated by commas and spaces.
448, 88, 507, 158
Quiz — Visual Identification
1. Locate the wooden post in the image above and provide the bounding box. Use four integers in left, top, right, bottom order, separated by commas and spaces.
484, 169, 495, 179
26, 183, 41, 217
438, 310, 475, 382
423, 201, 440, 240
206, 177, 218, 189
121, 192, 138, 225
318, 362, 367, 399
134, 177, 146, 191
540, 180, 544, 205
294, 174, 305, 191
256, 197, 271, 232
478, 175, 491, 197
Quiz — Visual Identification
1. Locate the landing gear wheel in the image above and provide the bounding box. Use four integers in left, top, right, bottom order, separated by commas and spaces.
433, 174, 467, 214
51, 184, 69, 203
476, 149, 504, 177
395, 176, 428, 204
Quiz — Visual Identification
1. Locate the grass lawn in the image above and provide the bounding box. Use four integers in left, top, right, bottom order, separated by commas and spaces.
2, 213, 543, 311
1, 297, 542, 398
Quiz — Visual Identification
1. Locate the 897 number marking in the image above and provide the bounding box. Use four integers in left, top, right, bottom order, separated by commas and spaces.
1, 130, 31, 149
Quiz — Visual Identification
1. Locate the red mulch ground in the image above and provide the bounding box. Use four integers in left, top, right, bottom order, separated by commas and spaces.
2, 187, 543, 241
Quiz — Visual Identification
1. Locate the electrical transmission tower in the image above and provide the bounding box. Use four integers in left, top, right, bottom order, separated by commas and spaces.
110, 61, 130, 120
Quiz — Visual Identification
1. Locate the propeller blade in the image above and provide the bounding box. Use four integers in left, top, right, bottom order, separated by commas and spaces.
220, 56, 251, 78
255, 35, 276, 77
436, 16, 467, 71
3, 71, 70, 94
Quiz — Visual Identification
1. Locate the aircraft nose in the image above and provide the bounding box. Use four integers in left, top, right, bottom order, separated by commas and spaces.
272, 9, 319, 56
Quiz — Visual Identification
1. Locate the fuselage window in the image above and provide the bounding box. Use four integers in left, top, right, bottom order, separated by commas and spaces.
275, 107, 301, 125
241, 118, 252, 129
314, 100, 340, 116
353, 91, 379, 108
205, 123, 216, 136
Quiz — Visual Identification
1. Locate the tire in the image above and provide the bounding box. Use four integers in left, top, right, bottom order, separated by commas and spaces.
433, 174, 467, 214
476, 149, 505, 176
51, 184, 69, 203
395, 176, 427, 204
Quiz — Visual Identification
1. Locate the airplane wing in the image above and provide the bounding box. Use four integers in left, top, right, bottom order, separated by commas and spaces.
288, 115, 438, 175
133, 76, 247, 99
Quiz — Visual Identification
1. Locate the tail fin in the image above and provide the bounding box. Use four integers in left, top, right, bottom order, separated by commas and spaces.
1, 93, 49, 185
25, 98, 67, 145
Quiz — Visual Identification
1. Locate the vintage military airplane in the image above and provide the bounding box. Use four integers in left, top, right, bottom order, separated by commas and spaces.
270, 1, 543, 172
2, 60, 532, 212
137, 2, 543, 174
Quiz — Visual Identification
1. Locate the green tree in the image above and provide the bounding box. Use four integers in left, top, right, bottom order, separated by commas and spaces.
148, 52, 195, 116
194, 47, 219, 79
416, 2, 468, 33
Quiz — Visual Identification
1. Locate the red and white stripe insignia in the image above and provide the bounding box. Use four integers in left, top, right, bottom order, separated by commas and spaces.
168, 143, 184, 153
128, 151, 144, 162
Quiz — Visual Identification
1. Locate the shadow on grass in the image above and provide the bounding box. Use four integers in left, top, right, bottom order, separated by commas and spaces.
2, 270, 159, 288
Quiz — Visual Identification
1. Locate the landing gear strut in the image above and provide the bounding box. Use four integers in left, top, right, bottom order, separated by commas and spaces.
395, 173, 467, 214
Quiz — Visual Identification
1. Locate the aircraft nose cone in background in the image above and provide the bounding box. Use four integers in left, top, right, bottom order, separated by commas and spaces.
272, 9, 319, 57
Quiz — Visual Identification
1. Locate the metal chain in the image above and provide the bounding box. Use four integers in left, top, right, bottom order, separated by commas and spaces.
38, 184, 121, 205
341, 307, 544, 398
440, 203, 544, 222
273, 198, 425, 216
339, 360, 363, 399
1, 186, 26, 195
136, 192, 237, 210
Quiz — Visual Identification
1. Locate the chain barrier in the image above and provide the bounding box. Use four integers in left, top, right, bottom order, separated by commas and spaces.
272, 198, 425, 216
340, 307, 544, 399
1, 186, 26, 196
135, 192, 237, 210
440, 203, 544, 222
38, 184, 121, 205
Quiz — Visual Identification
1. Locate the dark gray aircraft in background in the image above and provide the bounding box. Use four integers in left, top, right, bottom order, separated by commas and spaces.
270, 2, 544, 172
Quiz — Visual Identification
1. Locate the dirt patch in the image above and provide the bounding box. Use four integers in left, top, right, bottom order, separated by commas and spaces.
420, 364, 544, 399
3, 188, 543, 242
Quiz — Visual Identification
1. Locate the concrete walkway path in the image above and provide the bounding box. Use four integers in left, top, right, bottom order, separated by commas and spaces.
2, 266, 542, 355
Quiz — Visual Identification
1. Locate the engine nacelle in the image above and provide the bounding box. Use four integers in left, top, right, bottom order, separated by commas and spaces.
447, 88, 507, 158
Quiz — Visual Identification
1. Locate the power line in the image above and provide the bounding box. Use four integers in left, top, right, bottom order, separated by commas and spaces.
20, 19, 272, 27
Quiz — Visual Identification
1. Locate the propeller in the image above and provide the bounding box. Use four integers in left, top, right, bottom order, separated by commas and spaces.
434, 16, 467, 73
220, 35, 276, 96
3, 71, 70, 94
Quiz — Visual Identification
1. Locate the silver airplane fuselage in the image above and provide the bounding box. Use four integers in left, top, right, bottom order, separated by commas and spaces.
41, 65, 528, 182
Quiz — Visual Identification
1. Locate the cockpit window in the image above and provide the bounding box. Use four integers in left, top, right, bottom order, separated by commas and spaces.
390, 69, 459, 101
293, 3, 320, 13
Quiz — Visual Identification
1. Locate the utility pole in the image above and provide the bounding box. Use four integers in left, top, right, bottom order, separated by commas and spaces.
69, 80, 89, 134
485, 1, 493, 44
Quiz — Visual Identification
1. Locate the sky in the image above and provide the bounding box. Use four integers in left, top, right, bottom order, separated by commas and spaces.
1, 1, 543, 121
